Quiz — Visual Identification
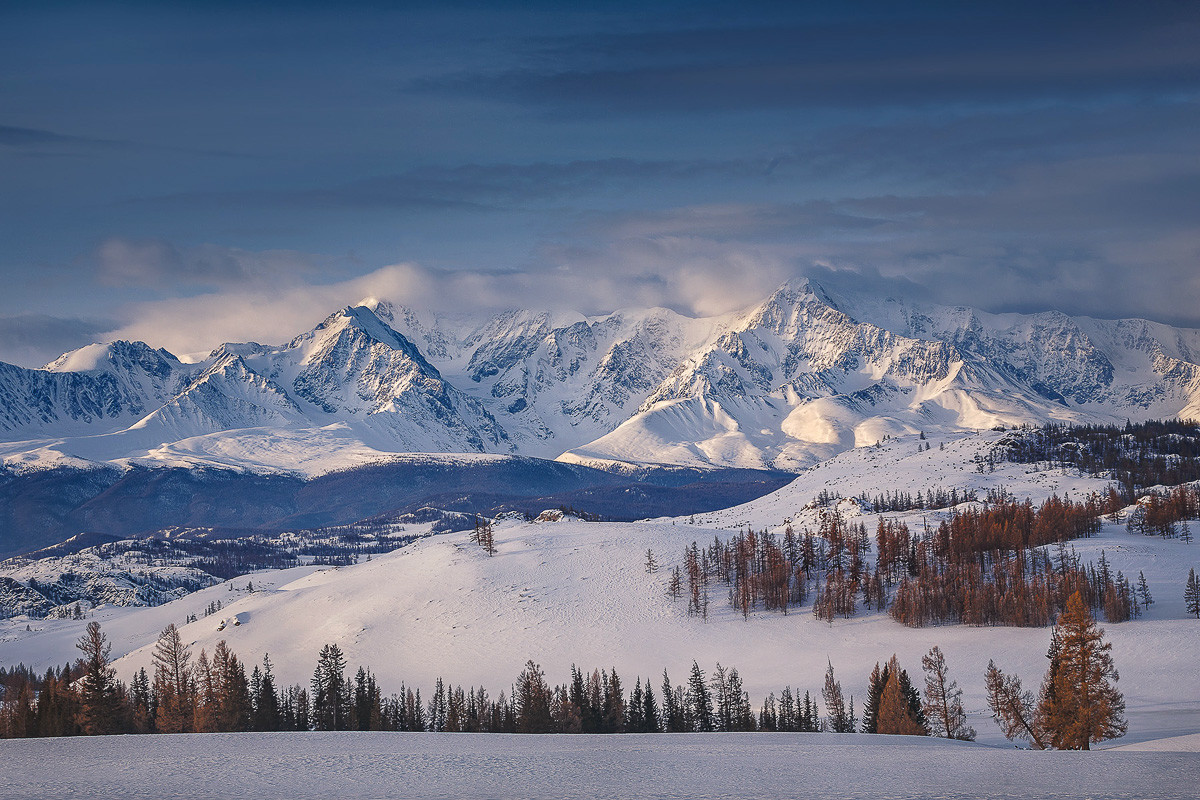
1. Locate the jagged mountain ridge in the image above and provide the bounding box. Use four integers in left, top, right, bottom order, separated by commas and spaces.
2, 279, 1199, 474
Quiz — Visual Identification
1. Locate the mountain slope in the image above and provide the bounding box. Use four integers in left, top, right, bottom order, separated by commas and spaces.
563, 280, 1200, 469
3, 279, 1200, 476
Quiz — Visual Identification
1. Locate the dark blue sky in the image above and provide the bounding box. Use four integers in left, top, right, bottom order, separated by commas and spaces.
2, 1, 1198, 363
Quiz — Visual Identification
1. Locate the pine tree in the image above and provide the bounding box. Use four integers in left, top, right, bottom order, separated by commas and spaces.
1040, 591, 1126, 749
641, 681, 660, 733
193, 649, 218, 732
627, 678, 645, 732
686, 661, 714, 732
1185, 568, 1200, 618
514, 660, 554, 733
711, 663, 731, 731
667, 566, 682, 600
152, 623, 194, 733
253, 654, 281, 731
76, 621, 122, 735
213, 640, 252, 732
310, 643, 348, 731
861, 662, 885, 733
603, 668, 625, 733
921, 646, 974, 740
806, 689, 822, 732
1137, 571, 1153, 608
822, 660, 851, 732
759, 692, 778, 731
661, 670, 686, 733
726, 667, 754, 731
129, 667, 153, 733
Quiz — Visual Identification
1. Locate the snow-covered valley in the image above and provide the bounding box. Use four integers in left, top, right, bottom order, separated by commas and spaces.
4, 430, 1199, 749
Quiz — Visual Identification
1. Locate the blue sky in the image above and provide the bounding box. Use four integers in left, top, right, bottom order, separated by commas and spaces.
2, 1, 1198, 364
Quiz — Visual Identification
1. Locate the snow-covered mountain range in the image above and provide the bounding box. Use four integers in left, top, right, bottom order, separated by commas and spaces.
3, 278, 1200, 475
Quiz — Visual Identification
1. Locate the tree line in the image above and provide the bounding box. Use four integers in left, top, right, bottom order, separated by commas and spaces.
1, 592, 1127, 750
856, 487, 979, 514
993, 419, 1200, 499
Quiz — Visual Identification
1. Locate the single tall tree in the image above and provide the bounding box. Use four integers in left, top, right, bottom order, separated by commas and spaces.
984, 660, 1046, 749
1040, 591, 1126, 749
921, 646, 975, 740
1185, 568, 1200, 618
253, 654, 282, 731
822, 660, 851, 733
686, 661, 714, 732
152, 623, 194, 733
76, 621, 122, 735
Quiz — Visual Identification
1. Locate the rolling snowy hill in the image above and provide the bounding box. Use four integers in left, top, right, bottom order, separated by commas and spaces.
4, 432, 1199, 746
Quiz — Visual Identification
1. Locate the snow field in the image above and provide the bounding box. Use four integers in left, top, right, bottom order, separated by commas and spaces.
2, 432, 1198, 748
1, 731, 1197, 800
5, 511, 1193, 746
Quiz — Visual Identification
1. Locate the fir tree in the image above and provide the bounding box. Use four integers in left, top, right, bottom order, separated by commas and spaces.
129, 667, 153, 733
76, 621, 122, 735
861, 662, 885, 733
799, 690, 819, 732
641, 681, 660, 733
1137, 571, 1153, 607
514, 660, 554, 733
253, 654, 281, 731
152, 623, 193, 733
661, 670, 686, 733
310, 643, 348, 731
627, 678, 645, 732
686, 661, 714, 732
1185, 568, 1200, 618
876, 655, 926, 736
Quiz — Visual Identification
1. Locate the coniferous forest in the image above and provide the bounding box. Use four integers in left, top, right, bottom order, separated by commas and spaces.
675, 481, 1197, 627
989, 420, 1200, 498
0, 592, 1126, 750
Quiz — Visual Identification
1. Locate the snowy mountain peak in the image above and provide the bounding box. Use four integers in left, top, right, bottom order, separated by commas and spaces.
44, 340, 179, 376
357, 296, 399, 324
5, 279, 1200, 474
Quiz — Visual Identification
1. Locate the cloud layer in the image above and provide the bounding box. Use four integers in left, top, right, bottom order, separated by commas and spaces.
2, 3, 1198, 363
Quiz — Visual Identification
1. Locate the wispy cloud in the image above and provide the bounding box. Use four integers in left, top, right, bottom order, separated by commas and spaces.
0, 124, 249, 158
126, 156, 776, 213
417, 5, 1200, 114
90, 237, 331, 289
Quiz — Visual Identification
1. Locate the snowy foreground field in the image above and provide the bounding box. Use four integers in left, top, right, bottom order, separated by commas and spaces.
3, 731, 1199, 800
